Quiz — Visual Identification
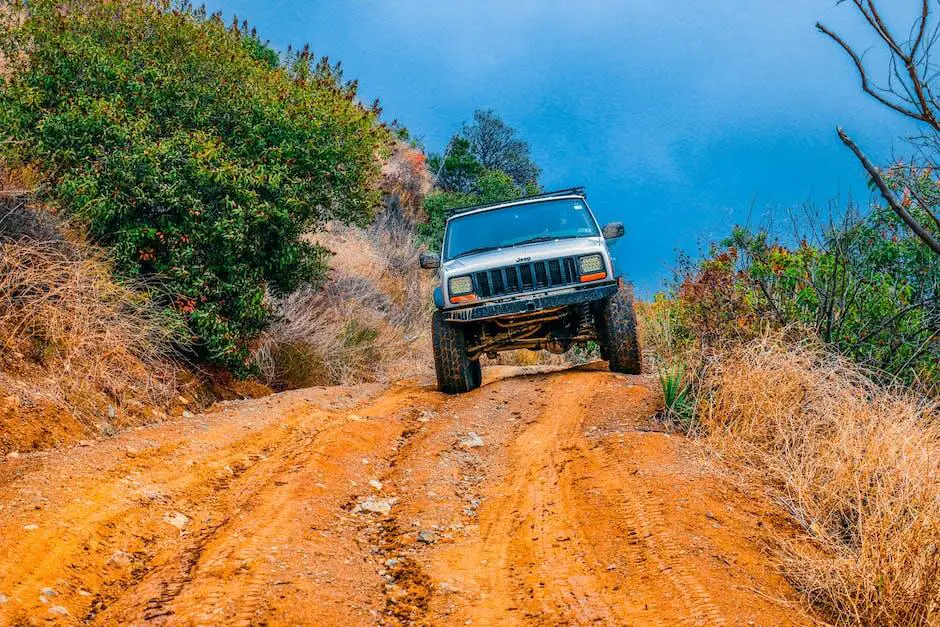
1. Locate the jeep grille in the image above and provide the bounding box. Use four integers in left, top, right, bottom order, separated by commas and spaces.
473, 257, 581, 299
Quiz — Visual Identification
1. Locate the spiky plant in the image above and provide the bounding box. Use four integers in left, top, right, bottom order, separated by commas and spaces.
659, 364, 695, 430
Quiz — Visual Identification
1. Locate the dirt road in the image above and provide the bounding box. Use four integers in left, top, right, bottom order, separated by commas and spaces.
0, 365, 810, 625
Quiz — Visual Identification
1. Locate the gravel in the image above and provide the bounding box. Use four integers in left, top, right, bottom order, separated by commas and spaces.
352, 497, 396, 516
459, 432, 484, 449
417, 530, 438, 544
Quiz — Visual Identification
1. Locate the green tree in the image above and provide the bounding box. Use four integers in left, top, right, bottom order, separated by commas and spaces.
461, 109, 541, 188
0, 0, 391, 373
421, 110, 541, 250
429, 109, 541, 194
427, 137, 482, 195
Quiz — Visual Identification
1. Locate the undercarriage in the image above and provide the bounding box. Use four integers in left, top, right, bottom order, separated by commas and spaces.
465, 303, 598, 359
432, 282, 641, 394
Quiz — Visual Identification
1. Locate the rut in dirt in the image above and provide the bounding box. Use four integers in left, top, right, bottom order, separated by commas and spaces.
0, 365, 810, 625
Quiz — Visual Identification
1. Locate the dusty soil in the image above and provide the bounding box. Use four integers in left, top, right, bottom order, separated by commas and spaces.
0, 364, 812, 625
0, 362, 270, 457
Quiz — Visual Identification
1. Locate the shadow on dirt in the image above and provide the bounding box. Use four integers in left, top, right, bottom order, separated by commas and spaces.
480, 359, 610, 388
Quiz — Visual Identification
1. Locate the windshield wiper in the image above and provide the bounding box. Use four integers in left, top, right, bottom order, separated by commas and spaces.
510, 235, 560, 246
452, 246, 499, 260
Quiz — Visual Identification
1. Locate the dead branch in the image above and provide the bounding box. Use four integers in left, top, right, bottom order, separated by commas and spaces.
838, 127, 940, 254
816, 22, 931, 124
820, 0, 940, 255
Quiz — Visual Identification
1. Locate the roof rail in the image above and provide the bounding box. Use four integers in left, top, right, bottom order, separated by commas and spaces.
444, 186, 586, 217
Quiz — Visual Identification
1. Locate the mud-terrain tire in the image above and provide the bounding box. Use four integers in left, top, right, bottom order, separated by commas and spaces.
598, 283, 642, 375
432, 311, 482, 394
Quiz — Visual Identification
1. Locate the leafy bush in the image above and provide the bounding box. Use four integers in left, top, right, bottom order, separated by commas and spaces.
0, 0, 390, 373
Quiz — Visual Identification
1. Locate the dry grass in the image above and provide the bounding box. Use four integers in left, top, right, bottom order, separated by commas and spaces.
0, 203, 187, 445
255, 207, 435, 388
636, 297, 687, 373
699, 336, 940, 625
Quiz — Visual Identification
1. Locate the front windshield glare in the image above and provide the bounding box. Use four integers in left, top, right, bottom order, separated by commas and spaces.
444, 198, 598, 261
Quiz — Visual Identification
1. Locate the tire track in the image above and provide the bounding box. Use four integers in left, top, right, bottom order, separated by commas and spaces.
509, 389, 618, 624
0, 367, 811, 625
422, 368, 806, 625
571, 451, 726, 625
95, 388, 431, 625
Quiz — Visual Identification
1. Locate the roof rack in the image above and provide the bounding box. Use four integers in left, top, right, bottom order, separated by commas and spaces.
444, 186, 586, 217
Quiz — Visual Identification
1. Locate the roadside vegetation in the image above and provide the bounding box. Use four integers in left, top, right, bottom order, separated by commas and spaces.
0, 195, 196, 452
0, 0, 552, 409
0, 0, 398, 450
704, 338, 938, 624
254, 142, 437, 388
641, 1, 940, 623
0, 0, 390, 374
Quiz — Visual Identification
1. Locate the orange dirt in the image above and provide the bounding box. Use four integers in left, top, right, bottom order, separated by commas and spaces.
0, 365, 813, 625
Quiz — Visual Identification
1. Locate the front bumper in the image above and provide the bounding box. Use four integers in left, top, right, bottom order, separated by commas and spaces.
442, 283, 618, 322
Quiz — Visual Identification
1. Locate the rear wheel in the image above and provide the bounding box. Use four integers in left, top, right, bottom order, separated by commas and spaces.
432, 311, 482, 394
597, 284, 642, 374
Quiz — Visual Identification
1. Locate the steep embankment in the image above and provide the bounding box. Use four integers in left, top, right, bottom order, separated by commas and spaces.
0, 365, 810, 625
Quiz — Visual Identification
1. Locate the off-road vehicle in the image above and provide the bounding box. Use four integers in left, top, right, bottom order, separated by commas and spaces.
419, 187, 641, 393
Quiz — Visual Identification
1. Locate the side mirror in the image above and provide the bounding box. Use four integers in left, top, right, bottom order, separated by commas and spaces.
419, 252, 441, 269
602, 221, 625, 240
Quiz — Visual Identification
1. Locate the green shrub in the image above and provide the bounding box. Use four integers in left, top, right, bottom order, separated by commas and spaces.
669, 209, 939, 391
0, 0, 390, 373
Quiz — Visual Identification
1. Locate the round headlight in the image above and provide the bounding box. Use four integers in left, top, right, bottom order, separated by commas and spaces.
448, 275, 474, 295
578, 254, 604, 275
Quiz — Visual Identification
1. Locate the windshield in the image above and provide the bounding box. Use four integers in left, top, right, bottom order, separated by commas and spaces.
443, 198, 599, 261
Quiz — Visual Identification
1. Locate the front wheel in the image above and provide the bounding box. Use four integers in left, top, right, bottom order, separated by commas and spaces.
432, 311, 482, 394
597, 284, 642, 374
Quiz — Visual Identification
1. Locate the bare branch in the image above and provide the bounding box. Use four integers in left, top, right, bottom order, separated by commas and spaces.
816, 22, 931, 124
912, 0, 930, 56
820, 0, 940, 130
864, 0, 907, 58
837, 128, 940, 255
867, 0, 940, 128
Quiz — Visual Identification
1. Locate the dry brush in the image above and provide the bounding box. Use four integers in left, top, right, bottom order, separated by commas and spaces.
698, 336, 939, 625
